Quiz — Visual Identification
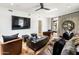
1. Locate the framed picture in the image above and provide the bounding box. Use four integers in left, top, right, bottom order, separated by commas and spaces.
62, 20, 75, 31
12, 16, 30, 30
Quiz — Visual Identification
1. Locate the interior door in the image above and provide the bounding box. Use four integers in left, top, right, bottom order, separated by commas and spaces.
38, 20, 42, 35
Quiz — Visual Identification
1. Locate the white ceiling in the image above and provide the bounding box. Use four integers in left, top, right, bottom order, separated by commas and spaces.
0, 3, 79, 17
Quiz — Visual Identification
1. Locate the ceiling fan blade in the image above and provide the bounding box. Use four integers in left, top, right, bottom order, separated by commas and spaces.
35, 8, 41, 11
43, 8, 50, 10
35, 3, 50, 11
40, 3, 43, 8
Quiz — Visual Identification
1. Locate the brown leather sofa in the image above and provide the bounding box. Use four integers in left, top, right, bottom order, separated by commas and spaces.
0, 38, 22, 55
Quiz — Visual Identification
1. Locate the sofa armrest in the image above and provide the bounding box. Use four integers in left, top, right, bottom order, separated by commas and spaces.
1, 38, 22, 45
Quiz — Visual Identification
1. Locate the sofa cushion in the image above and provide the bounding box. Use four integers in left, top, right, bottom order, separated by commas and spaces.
2, 33, 19, 42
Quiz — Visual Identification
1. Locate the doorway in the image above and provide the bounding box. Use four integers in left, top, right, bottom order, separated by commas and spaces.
38, 20, 42, 35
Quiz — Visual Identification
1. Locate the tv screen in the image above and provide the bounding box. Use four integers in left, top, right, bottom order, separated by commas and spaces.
12, 16, 31, 30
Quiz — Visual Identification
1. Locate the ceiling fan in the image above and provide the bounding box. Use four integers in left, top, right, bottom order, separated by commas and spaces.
35, 3, 50, 11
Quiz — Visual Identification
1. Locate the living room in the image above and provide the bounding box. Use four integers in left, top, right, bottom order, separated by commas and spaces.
0, 3, 54, 55
0, 2, 79, 55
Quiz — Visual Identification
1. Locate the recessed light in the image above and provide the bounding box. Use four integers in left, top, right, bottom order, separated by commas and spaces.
67, 6, 71, 8
10, 3, 14, 6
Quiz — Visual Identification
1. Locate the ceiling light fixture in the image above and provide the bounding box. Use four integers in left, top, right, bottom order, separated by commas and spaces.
10, 3, 14, 6
67, 6, 71, 8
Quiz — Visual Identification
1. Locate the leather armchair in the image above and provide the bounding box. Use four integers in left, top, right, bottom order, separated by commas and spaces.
0, 38, 22, 55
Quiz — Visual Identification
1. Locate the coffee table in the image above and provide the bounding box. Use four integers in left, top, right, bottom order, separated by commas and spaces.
27, 36, 49, 53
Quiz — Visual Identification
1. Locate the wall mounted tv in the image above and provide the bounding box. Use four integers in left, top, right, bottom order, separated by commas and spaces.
12, 16, 31, 30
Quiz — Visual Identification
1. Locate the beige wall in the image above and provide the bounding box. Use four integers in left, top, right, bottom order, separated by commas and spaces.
58, 11, 79, 36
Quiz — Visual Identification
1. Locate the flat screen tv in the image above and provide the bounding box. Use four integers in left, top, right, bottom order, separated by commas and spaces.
12, 16, 31, 30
